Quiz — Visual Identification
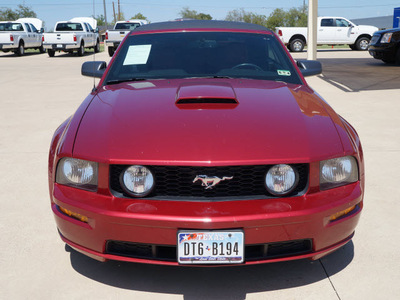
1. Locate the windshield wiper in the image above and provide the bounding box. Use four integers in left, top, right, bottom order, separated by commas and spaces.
106, 78, 147, 85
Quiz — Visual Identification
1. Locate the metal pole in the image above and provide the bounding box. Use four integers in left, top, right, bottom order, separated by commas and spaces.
307, 0, 318, 60
103, 0, 107, 27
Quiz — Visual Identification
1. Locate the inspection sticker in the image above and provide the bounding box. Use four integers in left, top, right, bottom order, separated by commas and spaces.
277, 70, 291, 76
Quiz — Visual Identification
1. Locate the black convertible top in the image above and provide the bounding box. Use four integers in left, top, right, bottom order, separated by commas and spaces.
134, 20, 272, 33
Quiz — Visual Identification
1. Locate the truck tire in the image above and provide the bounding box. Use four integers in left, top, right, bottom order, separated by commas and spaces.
48, 49, 55, 57
355, 37, 370, 51
349, 44, 356, 50
94, 40, 100, 53
289, 39, 305, 52
15, 41, 25, 56
108, 47, 115, 57
78, 43, 85, 56
39, 45, 46, 53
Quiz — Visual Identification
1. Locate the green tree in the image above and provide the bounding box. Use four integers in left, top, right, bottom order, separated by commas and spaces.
179, 7, 212, 20
131, 13, 148, 21
285, 7, 307, 27
93, 14, 107, 26
265, 8, 287, 30
225, 8, 267, 27
0, 4, 37, 21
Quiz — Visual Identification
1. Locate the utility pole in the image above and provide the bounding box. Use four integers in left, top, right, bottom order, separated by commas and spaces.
118, 0, 121, 21
112, 2, 116, 23
103, 0, 108, 27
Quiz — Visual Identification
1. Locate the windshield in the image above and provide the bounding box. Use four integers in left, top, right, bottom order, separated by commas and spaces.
105, 31, 302, 85
0, 23, 23, 31
115, 23, 140, 30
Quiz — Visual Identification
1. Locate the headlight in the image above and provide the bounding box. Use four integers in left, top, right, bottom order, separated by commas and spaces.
121, 165, 154, 197
381, 33, 392, 43
265, 164, 298, 196
56, 158, 98, 191
320, 156, 358, 190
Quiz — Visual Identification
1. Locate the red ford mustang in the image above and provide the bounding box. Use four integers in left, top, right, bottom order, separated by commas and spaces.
48, 20, 364, 265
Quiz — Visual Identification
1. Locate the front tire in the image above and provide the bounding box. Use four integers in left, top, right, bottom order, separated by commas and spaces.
289, 39, 305, 52
47, 49, 55, 57
15, 41, 25, 56
108, 46, 115, 57
77, 43, 85, 56
355, 37, 370, 51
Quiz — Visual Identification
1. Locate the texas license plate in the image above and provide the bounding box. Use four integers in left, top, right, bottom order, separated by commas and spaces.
177, 231, 244, 264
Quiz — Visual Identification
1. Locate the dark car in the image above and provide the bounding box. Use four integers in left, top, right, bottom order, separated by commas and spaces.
368, 28, 400, 64
49, 20, 364, 266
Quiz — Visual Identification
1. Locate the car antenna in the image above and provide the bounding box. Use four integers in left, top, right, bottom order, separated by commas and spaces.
92, 0, 97, 93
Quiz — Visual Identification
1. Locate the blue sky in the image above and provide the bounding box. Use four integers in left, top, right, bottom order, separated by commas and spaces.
0, 0, 398, 30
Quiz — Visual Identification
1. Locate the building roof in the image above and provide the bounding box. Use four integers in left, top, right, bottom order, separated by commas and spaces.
351, 16, 393, 30
134, 20, 271, 33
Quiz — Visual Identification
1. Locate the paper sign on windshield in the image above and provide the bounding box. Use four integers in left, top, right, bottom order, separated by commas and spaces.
123, 45, 152, 65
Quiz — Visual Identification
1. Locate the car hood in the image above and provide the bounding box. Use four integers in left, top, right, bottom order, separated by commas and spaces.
73, 79, 344, 165
355, 25, 379, 33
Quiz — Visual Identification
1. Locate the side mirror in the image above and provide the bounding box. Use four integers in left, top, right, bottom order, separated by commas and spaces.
94, 28, 99, 33
40, 28, 44, 33
297, 60, 322, 77
81, 61, 107, 78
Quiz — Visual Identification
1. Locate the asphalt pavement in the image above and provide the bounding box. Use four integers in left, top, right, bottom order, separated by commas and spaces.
0, 48, 399, 299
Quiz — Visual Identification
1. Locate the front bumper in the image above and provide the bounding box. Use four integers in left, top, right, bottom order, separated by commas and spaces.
368, 43, 397, 60
43, 43, 79, 51
51, 182, 363, 265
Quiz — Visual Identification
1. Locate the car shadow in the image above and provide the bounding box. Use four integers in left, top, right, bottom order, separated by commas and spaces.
46, 51, 101, 58
0, 51, 45, 58
317, 58, 400, 92
68, 242, 354, 299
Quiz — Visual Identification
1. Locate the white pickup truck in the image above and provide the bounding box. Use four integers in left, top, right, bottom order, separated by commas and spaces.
0, 18, 44, 56
43, 17, 100, 57
276, 17, 378, 52
105, 19, 148, 56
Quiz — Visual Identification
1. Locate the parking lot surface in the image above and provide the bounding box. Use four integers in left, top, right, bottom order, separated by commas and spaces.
1, 48, 399, 299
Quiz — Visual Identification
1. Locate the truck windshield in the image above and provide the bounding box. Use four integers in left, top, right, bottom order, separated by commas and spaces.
115, 23, 140, 30
0, 23, 23, 31
56, 23, 83, 31
105, 31, 302, 85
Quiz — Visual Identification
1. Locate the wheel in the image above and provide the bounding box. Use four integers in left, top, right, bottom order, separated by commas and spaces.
15, 41, 25, 56
47, 49, 55, 57
355, 37, 370, 51
232, 63, 263, 71
39, 45, 46, 53
349, 44, 356, 50
77, 43, 85, 56
108, 47, 115, 57
94, 40, 100, 53
289, 39, 305, 52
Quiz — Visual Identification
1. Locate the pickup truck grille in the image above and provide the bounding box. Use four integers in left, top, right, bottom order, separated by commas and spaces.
109, 164, 308, 200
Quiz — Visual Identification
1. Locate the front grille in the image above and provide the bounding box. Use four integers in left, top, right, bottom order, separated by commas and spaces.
105, 239, 313, 262
110, 164, 308, 200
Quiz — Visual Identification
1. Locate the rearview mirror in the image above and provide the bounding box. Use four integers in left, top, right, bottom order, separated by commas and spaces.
81, 61, 107, 78
297, 60, 322, 77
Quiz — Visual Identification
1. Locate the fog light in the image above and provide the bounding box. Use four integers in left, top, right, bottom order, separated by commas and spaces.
59, 206, 88, 223
329, 205, 357, 222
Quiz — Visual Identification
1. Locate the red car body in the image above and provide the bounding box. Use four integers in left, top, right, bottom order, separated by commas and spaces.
49, 21, 364, 266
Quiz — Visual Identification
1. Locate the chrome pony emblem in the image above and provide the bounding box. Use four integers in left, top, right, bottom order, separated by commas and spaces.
193, 175, 233, 189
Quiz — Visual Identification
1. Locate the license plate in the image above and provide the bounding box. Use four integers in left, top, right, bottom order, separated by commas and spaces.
177, 231, 244, 264
57, 44, 62, 48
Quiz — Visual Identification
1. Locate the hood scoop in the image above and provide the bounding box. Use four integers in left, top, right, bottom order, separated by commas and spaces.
176, 83, 238, 109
